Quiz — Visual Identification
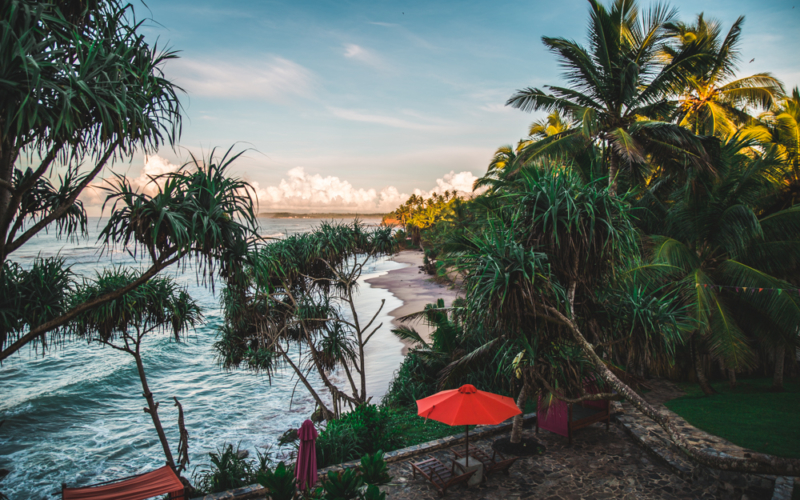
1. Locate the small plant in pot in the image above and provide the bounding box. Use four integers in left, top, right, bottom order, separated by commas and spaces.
257, 462, 297, 500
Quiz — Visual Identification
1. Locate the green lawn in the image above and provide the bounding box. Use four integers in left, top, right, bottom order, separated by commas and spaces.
664, 378, 800, 459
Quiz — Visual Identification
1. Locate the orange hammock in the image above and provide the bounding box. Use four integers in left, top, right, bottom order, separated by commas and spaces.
62, 466, 184, 500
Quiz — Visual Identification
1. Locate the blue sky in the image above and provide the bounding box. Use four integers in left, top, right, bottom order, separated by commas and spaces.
100, 0, 800, 213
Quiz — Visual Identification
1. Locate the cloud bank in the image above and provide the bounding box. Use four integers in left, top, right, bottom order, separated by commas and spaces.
81, 155, 480, 214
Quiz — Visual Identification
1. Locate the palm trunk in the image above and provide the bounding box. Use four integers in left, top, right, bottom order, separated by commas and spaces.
608, 150, 619, 196
545, 303, 800, 476
772, 345, 785, 391
727, 369, 737, 389
692, 341, 715, 396
510, 383, 529, 444
134, 350, 176, 469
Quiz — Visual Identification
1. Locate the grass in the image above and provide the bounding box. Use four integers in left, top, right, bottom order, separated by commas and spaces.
664, 377, 800, 459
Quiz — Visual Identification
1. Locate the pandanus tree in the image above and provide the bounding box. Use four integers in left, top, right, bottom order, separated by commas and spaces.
68, 273, 202, 472
506, 0, 712, 195
664, 14, 784, 138
0, 0, 196, 362
0, 147, 259, 363
639, 133, 800, 392
439, 163, 800, 475
216, 222, 397, 420
439, 164, 684, 440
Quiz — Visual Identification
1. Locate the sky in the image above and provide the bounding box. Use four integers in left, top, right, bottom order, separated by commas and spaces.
82, 0, 800, 214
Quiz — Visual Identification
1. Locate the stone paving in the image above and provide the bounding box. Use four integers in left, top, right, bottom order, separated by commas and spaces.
613, 379, 787, 497
381, 422, 773, 499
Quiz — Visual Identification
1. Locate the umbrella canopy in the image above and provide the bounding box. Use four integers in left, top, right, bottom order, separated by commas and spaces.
416, 384, 521, 467
295, 420, 318, 491
416, 384, 522, 426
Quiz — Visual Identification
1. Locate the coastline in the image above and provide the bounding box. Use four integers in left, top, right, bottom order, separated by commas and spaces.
365, 250, 461, 355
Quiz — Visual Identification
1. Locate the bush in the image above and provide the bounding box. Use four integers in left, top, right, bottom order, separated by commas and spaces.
192, 443, 274, 495
359, 451, 391, 486
256, 462, 296, 500
316, 469, 363, 500
316, 405, 402, 467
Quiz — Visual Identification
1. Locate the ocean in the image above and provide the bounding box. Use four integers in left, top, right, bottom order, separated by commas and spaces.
0, 217, 407, 499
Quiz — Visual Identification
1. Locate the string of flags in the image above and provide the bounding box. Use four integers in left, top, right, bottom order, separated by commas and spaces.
695, 283, 800, 296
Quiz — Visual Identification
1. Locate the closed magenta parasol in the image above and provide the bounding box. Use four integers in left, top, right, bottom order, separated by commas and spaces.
416, 384, 521, 466
295, 419, 318, 491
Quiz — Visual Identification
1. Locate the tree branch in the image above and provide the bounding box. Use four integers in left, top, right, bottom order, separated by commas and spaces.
0, 252, 180, 362
5, 141, 118, 256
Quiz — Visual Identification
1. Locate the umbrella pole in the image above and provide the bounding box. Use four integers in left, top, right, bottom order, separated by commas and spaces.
465, 425, 469, 467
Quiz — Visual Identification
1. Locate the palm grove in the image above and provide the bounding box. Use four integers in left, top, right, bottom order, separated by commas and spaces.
386, 0, 800, 476
3, 0, 800, 490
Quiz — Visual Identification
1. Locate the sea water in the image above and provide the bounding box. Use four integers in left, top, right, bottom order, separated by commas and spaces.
0, 217, 407, 499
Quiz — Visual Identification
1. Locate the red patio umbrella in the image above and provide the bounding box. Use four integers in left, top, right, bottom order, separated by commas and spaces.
416, 384, 521, 466
295, 420, 318, 491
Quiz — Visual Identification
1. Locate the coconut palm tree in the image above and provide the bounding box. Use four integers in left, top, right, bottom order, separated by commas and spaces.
642, 133, 800, 393
506, 0, 711, 195
758, 87, 800, 212
664, 14, 785, 137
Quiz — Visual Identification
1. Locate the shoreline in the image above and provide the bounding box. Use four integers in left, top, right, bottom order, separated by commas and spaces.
365, 250, 461, 355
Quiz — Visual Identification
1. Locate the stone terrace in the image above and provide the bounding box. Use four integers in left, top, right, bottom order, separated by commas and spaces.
381, 422, 773, 500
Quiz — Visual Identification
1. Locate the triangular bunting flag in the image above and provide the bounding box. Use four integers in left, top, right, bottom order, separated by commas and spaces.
759, 288, 763, 292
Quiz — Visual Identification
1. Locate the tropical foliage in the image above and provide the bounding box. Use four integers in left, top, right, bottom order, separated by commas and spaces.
215, 221, 397, 420
390, 0, 800, 475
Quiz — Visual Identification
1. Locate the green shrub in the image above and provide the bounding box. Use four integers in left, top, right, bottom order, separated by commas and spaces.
317, 468, 363, 500
316, 405, 402, 467
192, 443, 256, 494
256, 462, 296, 500
359, 451, 391, 486
361, 485, 386, 500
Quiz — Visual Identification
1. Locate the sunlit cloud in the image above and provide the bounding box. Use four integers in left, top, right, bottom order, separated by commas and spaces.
167, 56, 316, 101
80, 155, 480, 214
252, 167, 479, 212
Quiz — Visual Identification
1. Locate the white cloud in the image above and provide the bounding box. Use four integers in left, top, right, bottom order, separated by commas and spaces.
79, 156, 483, 214
167, 56, 316, 101
252, 167, 479, 212
343, 43, 385, 69
80, 155, 183, 207
414, 170, 480, 197
327, 107, 448, 131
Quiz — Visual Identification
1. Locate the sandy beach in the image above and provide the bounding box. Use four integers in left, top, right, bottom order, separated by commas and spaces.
366, 250, 461, 354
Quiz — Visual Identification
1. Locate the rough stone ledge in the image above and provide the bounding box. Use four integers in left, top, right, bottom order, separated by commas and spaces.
316, 412, 537, 477
190, 413, 537, 500
611, 400, 795, 500
190, 483, 266, 500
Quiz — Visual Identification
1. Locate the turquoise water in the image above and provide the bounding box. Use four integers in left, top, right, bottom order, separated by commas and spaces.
0, 218, 406, 499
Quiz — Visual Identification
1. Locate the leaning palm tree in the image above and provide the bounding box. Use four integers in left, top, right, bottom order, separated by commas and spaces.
664, 14, 785, 137
506, 0, 711, 195
641, 133, 800, 393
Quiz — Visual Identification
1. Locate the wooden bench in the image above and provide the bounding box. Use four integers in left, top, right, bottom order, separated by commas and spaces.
410, 457, 476, 496
450, 446, 519, 478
